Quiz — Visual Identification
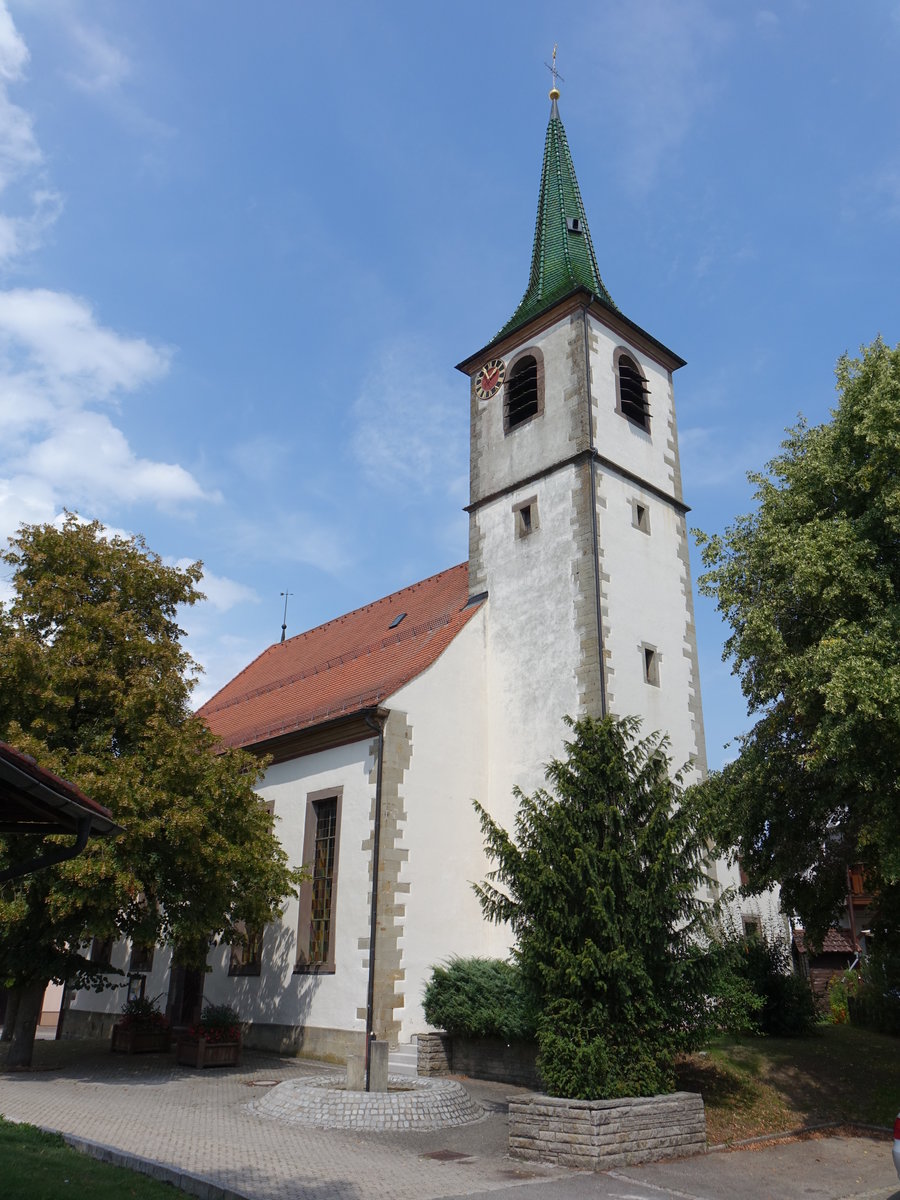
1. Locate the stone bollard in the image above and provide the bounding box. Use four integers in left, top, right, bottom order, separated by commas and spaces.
346, 1053, 366, 1091
346, 1039, 389, 1092
368, 1038, 389, 1092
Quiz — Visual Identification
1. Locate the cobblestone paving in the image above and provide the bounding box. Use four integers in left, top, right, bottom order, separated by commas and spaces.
0, 1041, 563, 1200
251, 1072, 486, 1131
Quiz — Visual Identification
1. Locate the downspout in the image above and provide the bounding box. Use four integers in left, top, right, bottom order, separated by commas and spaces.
362, 710, 385, 1091
583, 303, 608, 717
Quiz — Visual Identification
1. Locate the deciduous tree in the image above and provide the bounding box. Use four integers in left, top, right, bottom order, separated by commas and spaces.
0, 517, 299, 1067
695, 337, 900, 951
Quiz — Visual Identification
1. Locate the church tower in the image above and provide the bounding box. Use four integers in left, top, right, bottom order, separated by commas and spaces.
457, 82, 708, 802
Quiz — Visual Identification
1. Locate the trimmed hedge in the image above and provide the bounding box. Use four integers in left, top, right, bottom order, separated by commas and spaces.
423, 957, 535, 1042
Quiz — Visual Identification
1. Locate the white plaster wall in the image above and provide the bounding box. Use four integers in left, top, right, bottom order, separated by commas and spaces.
597, 475, 700, 775
68, 941, 173, 1021
588, 315, 679, 497
478, 464, 587, 811
201, 739, 375, 1036
386, 611, 507, 1039
472, 316, 582, 504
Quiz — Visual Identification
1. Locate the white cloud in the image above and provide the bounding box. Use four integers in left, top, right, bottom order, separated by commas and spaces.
755, 10, 780, 32
22, 410, 216, 508
64, 21, 131, 94
592, 0, 732, 194
0, 2, 216, 540
171, 561, 259, 613
0, 287, 169, 397
351, 340, 467, 499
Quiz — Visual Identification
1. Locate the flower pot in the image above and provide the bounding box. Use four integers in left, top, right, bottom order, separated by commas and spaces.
111, 1024, 172, 1054
176, 1035, 242, 1068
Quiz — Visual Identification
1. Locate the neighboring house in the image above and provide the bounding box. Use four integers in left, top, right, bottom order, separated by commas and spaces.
0, 740, 119, 1033
0, 740, 119, 883
792, 865, 873, 1001
66, 86, 768, 1055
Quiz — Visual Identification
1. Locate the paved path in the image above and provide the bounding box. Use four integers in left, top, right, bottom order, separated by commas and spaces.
0, 1040, 897, 1200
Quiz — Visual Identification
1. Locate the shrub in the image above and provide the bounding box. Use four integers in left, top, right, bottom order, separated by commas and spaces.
423, 957, 535, 1041
189, 1002, 241, 1044
825, 971, 860, 1025
118, 994, 169, 1032
715, 929, 817, 1036
850, 945, 900, 1036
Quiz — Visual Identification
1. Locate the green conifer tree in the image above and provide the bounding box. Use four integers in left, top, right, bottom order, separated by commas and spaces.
474, 715, 717, 1099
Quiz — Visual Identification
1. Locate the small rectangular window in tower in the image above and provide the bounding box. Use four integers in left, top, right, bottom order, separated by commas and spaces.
642, 643, 660, 687
631, 499, 650, 534
566, 216, 583, 234
513, 496, 539, 539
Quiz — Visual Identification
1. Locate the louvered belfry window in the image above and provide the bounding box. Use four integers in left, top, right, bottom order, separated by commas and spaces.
309, 797, 338, 964
617, 353, 650, 429
505, 355, 540, 429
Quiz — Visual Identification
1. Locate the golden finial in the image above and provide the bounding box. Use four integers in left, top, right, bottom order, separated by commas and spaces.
545, 44, 563, 100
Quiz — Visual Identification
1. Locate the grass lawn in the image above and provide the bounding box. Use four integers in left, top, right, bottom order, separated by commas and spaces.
0, 1118, 179, 1199
676, 1023, 900, 1146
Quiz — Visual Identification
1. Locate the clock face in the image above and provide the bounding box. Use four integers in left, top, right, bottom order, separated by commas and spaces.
475, 358, 506, 400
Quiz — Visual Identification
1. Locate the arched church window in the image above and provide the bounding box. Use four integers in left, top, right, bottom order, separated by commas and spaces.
615, 350, 650, 431
504, 349, 544, 432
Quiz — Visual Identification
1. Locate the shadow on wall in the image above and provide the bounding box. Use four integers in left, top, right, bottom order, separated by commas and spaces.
221, 921, 323, 1053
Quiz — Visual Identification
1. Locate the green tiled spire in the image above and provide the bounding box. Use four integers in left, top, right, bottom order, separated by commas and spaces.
496, 93, 616, 342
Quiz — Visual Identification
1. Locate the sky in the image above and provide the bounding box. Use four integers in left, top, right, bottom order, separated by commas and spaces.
0, 0, 897, 771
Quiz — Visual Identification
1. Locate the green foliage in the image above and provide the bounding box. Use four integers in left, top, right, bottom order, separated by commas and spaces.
422, 957, 535, 1041
694, 338, 900, 947
850, 939, 900, 1035
473, 715, 720, 1099
190, 1001, 242, 1043
119, 994, 169, 1032
0, 517, 301, 1043
737, 933, 817, 1037
825, 971, 859, 1025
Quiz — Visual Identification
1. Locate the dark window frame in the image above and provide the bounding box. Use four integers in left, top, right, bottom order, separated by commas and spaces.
513, 495, 539, 539
503, 347, 545, 434
228, 922, 264, 976
641, 642, 661, 687
129, 943, 155, 974
294, 787, 343, 974
614, 347, 651, 432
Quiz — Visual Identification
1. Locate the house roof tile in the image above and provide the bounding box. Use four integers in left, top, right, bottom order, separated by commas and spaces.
792, 927, 857, 955
198, 563, 482, 749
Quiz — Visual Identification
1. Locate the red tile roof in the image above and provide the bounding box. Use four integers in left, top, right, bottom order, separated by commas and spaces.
198, 563, 483, 749
792, 927, 856, 956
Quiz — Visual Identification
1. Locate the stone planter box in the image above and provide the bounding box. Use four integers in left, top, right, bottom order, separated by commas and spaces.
111, 1024, 172, 1055
509, 1090, 706, 1171
417, 1031, 541, 1088
176, 1036, 241, 1068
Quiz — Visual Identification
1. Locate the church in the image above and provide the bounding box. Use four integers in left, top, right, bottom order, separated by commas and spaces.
69, 83, 761, 1057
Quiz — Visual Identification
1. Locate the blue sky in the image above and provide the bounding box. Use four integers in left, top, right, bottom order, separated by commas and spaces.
0, 0, 897, 770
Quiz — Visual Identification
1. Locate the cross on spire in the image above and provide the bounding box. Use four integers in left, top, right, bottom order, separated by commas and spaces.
544, 44, 564, 97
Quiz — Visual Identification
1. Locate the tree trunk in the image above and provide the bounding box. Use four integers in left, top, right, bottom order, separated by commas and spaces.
1, 986, 21, 1042
6, 981, 45, 1069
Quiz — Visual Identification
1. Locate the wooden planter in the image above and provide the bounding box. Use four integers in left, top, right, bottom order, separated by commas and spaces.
111, 1024, 172, 1055
176, 1036, 241, 1068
